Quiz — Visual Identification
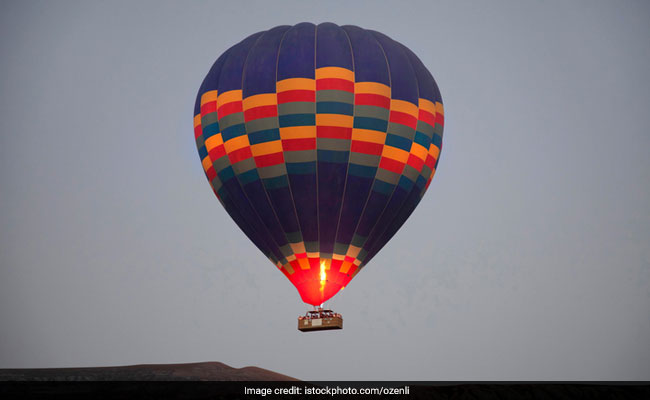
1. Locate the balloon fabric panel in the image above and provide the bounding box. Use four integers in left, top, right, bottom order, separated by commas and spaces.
194, 23, 444, 306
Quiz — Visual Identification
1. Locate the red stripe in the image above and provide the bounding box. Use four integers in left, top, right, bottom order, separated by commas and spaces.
254, 152, 284, 168
389, 110, 418, 129
308, 257, 320, 269
316, 78, 354, 92
317, 126, 352, 140
228, 147, 252, 164
206, 167, 216, 181
350, 140, 383, 155
418, 109, 436, 126
295, 252, 307, 259
407, 154, 425, 172
201, 102, 217, 115
244, 105, 277, 122
277, 90, 315, 104
194, 124, 202, 140
217, 101, 243, 118
344, 255, 355, 262
425, 154, 436, 169
208, 145, 226, 160
379, 157, 405, 174
289, 260, 301, 272
282, 138, 316, 151
330, 259, 343, 270
355, 93, 390, 109
436, 113, 444, 127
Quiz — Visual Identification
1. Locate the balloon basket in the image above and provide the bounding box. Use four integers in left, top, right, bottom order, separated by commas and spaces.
297, 307, 343, 332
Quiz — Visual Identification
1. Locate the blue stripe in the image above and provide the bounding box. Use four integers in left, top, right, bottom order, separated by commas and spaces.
263, 175, 290, 190
413, 131, 430, 147
317, 149, 349, 163
415, 175, 427, 189
372, 179, 394, 195
432, 133, 442, 148
354, 117, 387, 132
348, 163, 376, 178
202, 123, 220, 139
286, 161, 316, 175
385, 133, 412, 151
198, 145, 208, 160
248, 128, 280, 145
238, 169, 260, 186
279, 114, 315, 127
398, 175, 415, 191
316, 102, 353, 115
221, 123, 247, 141
218, 166, 236, 182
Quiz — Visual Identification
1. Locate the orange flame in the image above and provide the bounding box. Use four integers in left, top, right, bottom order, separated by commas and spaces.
319, 259, 327, 295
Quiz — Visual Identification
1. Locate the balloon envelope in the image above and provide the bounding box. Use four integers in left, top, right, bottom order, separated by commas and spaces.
194, 23, 444, 306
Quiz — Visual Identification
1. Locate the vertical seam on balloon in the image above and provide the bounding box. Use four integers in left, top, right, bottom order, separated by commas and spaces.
330, 25, 356, 261
273, 26, 306, 255
237, 31, 296, 259
313, 23, 321, 258
344, 30, 393, 271
359, 36, 419, 265
204, 48, 278, 263
363, 42, 422, 264
219, 34, 287, 263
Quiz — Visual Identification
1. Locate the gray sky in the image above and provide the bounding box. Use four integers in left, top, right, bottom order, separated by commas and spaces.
1, 0, 649, 380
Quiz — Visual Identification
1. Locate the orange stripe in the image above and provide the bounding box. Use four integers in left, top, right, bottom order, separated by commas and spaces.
276, 78, 315, 92
315, 66, 354, 81
201, 90, 218, 106
216, 90, 242, 110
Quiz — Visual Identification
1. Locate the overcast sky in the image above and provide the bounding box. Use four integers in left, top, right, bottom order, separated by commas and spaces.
1, 0, 649, 380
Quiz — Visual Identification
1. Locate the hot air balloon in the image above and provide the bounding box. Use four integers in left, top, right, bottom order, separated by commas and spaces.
193, 23, 444, 330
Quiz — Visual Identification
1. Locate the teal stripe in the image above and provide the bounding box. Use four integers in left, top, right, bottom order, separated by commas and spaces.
279, 114, 315, 127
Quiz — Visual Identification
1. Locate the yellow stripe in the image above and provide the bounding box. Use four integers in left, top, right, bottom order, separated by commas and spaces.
382, 145, 410, 163
429, 144, 440, 159
355, 81, 390, 96
193, 114, 202, 128
346, 245, 361, 258
332, 253, 345, 260
201, 90, 218, 106
315, 66, 354, 81
316, 114, 354, 127
251, 140, 283, 157
243, 93, 277, 110
390, 99, 419, 117
410, 142, 428, 161
298, 258, 310, 270
201, 156, 213, 172
352, 128, 386, 144
340, 261, 353, 274
276, 78, 315, 92
280, 126, 316, 139
204, 134, 223, 151
435, 102, 444, 116
223, 134, 249, 153
289, 242, 306, 254
216, 90, 242, 109
418, 98, 436, 115
306, 252, 319, 258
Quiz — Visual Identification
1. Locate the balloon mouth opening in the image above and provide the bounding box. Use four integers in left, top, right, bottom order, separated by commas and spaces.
282, 256, 358, 305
